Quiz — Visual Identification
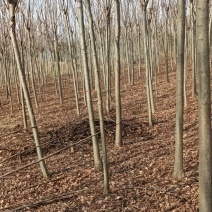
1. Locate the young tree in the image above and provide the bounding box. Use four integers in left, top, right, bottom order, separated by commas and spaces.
190, 0, 197, 97
7, 0, 49, 178
77, 0, 102, 171
84, 0, 109, 195
196, 0, 212, 210
61, 1, 80, 115
114, 0, 122, 147
105, 0, 112, 113
142, 0, 153, 127
24, 1, 39, 109
173, 0, 185, 179
162, 1, 170, 83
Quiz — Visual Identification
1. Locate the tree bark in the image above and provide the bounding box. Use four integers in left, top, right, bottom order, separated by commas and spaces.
196, 0, 212, 210
190, 1, 197, 97
142, 0, 153, 127
114, 0, 122, 147
173, 0, 185, 179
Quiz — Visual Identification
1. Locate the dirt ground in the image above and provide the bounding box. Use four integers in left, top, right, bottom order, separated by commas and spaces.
0, 63, 199, 211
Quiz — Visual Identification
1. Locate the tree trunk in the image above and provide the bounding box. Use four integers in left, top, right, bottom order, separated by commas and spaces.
53, 31, 63, 104
26, 27, 39, 109
196, 0, 212, 210
85, 0, 109, 195
190, 1, 197, 97
77, 0, 102, 171
63, 11, 80, 115
105, 1, 111, 113
7, 0, 49, 178
114, 0, 122, 147
164, 15, 169, 83
173, 0, 185, 179
142, 0, 153, 127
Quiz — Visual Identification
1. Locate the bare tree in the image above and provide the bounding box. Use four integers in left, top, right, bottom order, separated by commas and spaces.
84, 0, 109, 195
61, 0, 80, 115
114, 0, 122, 147
7, 0, 49, 178
24, 1, 39, 109
77, 0, 102, 171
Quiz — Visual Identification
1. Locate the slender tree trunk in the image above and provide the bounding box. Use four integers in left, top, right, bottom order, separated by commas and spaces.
105, 1, 111, 113
196, 0, 212, 210
164, 16, 169, 83
142, 0, 153, 127
7, 0, 49, 178
173, 0, 185, 179
63, 12, 80, 115
184, 29, 188, 107
77, 0, 102, 171
137, 24, 142, 77
125, 27, 131, 85
190, 1, 197, 97
26, 27, 39, 109
114, 0, 122, 147
54, 31, 63, 104
85, 0, 109, 195
20, 42, 27, 129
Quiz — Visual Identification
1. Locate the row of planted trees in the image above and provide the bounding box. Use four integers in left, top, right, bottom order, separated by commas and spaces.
1, 0, 212, 210
0, 0, 198, 134
0, 0, 201, 125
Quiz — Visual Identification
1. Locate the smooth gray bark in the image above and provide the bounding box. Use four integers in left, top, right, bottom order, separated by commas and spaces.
105, 0, 111, 113
196, 0, 212, 210
114, 0, 122, 147
142, 0, 153, 127
173, 0, 185, 179
190, 1, 197, 97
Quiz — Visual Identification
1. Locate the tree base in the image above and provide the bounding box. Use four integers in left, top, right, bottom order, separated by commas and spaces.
173, 169, 184, 179
94, 159, 103, 171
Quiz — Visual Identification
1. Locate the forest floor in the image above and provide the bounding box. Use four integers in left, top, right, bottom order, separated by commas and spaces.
0, 63, 199, 211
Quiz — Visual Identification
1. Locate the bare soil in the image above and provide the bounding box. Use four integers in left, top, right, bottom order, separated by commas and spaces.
0, 64, 198, 211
